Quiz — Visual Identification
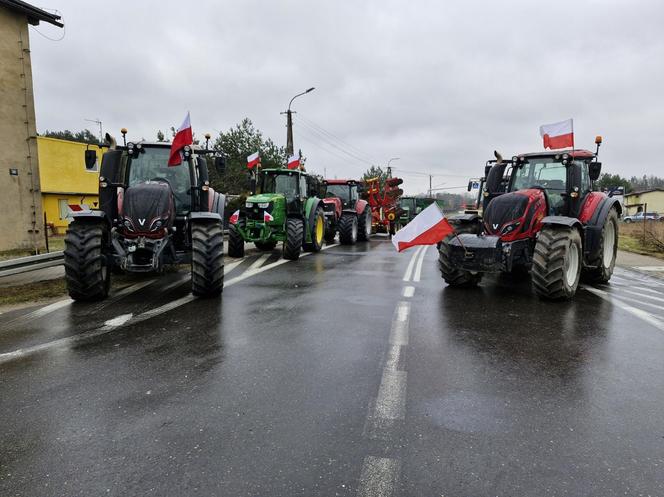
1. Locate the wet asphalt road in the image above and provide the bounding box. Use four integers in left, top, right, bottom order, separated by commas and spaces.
1, 239, 664, 497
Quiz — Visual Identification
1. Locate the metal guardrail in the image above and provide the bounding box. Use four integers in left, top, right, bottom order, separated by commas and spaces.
0, 251, 65, 278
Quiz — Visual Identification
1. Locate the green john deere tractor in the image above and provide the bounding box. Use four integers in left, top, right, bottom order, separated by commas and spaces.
228, 168, 326, 260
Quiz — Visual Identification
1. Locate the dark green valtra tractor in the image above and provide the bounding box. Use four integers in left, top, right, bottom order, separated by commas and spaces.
228, 168, 326, 260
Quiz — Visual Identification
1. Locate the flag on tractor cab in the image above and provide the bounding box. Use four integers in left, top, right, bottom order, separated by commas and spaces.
540, 118, 574, 150
287, 155, 300, 170
247, 152, 261, 169
168, 112, 193, 166
391, 203, 454, 252
264, 211, 274, 222
229, 210, 240, 225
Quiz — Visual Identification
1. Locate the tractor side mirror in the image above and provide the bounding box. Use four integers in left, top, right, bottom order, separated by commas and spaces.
84, 149, 97, 170
467, 180, 473, 192
589, 162, 602, 181
214, 155, 226, 175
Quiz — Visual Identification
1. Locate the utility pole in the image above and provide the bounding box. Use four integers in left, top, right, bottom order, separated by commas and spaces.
283, 87, 315, 156
429, 175, 432, 198
85, 118, 103, 145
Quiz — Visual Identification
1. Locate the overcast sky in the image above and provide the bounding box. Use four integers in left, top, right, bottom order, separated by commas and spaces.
29, 0, 664, 194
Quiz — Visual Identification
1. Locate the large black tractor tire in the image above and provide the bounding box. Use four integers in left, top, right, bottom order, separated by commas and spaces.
191, 221, 224, 297
64, 221, 111, 301
283, 217, 304, 260
438, 223, 482, 288
254, 241, 277, 251
532, 226, 582, 300
324, 226, 336, 243
303, 207, 325, 252
582, 209, 619, 284
357, 207, 372, 241
228, 220, 245, 258
338, 213, 358, 245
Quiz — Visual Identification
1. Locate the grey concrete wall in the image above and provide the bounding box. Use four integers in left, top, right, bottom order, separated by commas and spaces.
0, 7, 44, 252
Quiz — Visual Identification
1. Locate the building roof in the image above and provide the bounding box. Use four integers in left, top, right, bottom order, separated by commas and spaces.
0, 0, 63, 27
624, 187, 664, 197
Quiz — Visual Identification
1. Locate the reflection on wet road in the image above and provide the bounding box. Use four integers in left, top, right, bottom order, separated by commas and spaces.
1, 239, 663, 496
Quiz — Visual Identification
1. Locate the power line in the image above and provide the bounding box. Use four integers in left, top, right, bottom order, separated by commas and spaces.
294, 118, 376, 167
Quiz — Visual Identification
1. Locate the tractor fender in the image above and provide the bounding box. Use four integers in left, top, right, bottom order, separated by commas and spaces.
71, 210, 110, 226
342, 208, 358, 217
449, 213, 481, 223
304, 197, 323, 242
208, 190, 226, 219
583, 197, 622, 263
541, 216, 583, 229
189, 212, 222, 223
355, 199, 369, 215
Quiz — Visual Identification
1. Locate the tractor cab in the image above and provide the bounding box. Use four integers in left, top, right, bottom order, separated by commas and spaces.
253, 168, 311, 217
323, 180, 359, 209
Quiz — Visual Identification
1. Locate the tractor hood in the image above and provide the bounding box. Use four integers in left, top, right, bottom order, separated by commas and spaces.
121, 181, 175, 237
483, 189, 546, 242
246, 193, 285, 204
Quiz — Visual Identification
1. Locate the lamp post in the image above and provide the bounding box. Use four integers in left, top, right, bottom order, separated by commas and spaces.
284, 87, 315, 156
386, 157, 400, 176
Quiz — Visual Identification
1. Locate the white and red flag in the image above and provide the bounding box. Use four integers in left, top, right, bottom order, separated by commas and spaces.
229, 210, 240, 225
247, 152, 261, 169
539, 119, 574, 150
287, 155, 300, 170
168, 112, 193, 166
392, 203, 454, 252
264, 211, 274, 222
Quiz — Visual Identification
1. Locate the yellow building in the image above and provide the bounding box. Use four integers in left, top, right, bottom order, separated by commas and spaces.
37, 136, 106, 233
623, 188, 664, 216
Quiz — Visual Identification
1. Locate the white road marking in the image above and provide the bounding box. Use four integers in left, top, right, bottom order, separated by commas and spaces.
608, 293, 664, 314
412, 245, 429, 282
357, 456, 401, 497
390, 302, 410, 346
384, 344, 402, 372
0, 244, 340, 364
223, 258, 244, 274
402, 246, 423, 282
402, 286, 415, 298
584, 286, 664, 332
618, 288, 664, 304
104, 313, 133, 327
247, 253, 270, 272
374, 370, 407, 420
633, 266, 664, 272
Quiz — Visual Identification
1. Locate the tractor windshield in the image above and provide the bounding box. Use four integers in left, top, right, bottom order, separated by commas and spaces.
325, 184, 350, 202
127, 147, 191, 214
512, 158, 568, 214
258, 171, 299, 198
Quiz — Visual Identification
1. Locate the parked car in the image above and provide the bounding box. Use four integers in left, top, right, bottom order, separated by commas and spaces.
623, 212, 661, 222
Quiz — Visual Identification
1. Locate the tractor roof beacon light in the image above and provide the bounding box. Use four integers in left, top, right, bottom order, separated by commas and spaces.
204, 133, 211, 151
595, 135, 602, 157
121, 128, 128, 147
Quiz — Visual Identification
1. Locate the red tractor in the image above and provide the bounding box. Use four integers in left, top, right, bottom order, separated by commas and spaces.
439, 137, 621, 300
321, 179, 372, 244
364, 176, 403, 235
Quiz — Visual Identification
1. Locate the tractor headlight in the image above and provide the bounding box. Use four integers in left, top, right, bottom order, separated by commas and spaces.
123, 218, 134, 231
258, 202, 270, 208
245, 202, 254, 208
150, 219, 163, 231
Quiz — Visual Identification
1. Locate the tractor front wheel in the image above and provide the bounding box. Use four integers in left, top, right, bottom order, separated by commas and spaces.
582, 209, 619, 284
358, 208, 372, 241
438, 234, 482, 287
64, 221, 111, 301
532, 226, 582, 300
228, 220, 245, 258
338, 213, 358, 245
191, 221, 224, 297
303, 207, 325, 252
283, 217, 304, 260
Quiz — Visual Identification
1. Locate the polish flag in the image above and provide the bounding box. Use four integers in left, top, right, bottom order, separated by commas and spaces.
229, 210, 240, 225
168, 112, 193, 166
263, 211, 274, 222
540, 119, 574, 150
391, 203, 454, 252
287, 155, 300, 170
247, 152, 261, 169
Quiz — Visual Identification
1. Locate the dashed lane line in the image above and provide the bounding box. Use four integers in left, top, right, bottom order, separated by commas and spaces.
357, 456, 401, 497
402, 286, 414, 298
0, 245, 339, 365
246, 253, 271, 272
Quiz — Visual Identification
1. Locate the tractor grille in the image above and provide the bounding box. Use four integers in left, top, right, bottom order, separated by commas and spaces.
246, 204, 274, 221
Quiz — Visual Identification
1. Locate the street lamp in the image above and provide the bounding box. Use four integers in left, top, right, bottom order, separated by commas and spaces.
386, 157, 400, 176
284, 87, 315, 156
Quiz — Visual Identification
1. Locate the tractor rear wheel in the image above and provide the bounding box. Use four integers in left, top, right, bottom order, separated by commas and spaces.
228, 220, 245, 258
254, 241, 277, 251
283, 217, 304, 260
358, 208, 372, 241
304, 207, 325, 252
324, 226, 336, 243
191, 221, 224, 297
64, 221, 111, 301
532, 226, 582, 300
582, 209, 619, 284
338, 213, 358, 245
